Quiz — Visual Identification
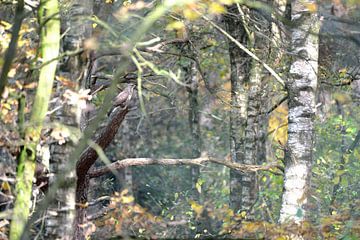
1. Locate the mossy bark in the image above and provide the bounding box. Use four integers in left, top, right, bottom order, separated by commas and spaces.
9, 0, 60, 239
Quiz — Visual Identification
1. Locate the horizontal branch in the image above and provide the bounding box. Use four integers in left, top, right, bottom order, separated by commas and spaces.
88, 155, 282, 178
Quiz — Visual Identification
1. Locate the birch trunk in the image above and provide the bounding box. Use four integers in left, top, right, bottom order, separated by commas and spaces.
45, 1, 93, 239
279, 0, 320, 223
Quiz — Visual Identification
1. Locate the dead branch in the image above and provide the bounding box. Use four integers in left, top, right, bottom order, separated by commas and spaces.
88, 155, 282, 178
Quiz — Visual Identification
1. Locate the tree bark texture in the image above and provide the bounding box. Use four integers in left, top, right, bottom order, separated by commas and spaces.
225, 4, 251, 214
279, 0, 320, 223
9, 0, 60, 238
75, 105, 130, 240
225, 4, 270, 215
45, 1, 93, 239
185, 61, 201, 199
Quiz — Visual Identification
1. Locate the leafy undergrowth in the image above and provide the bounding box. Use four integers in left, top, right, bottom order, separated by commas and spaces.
89, 190, 360, 239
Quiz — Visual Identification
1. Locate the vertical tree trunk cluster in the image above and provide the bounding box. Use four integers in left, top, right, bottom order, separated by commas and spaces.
225, 4, 270, 217
279, 0, 320, 223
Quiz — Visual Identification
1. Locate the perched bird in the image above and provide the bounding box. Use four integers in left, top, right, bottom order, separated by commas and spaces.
107, 84, 136, 116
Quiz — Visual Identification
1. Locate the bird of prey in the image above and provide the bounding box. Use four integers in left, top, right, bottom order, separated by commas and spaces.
107, 84, 136, 116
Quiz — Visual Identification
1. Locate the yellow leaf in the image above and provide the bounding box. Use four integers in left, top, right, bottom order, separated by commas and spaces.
305, 3, 317, 12
121, 195, 134, 204
189, 200, 203, 217
0, 20, 12, 30
2, 103, 11, 110
239, 211, 247, 218
183, 8, 200, 20
209, 2, 226, 15
166, 21, 185, 31
276, 237, 289, 240
268, 103, 288, 145
91, 15, 99, 28
1, 181, 11, 191
262, 176, 267, 182
195, 181, 202, 193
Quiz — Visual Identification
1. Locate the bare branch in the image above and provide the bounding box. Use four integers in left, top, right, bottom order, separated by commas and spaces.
88, 155, 282, 178
0, 0, 25, 98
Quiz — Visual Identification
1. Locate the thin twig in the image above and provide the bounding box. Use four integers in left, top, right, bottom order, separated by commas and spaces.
201, 14, 285, 87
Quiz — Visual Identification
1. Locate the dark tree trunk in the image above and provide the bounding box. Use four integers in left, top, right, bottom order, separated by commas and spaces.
74, 105, 130, 240
225, 4, 251, 214
225, 3, 271, 217
186, 61, 201, 199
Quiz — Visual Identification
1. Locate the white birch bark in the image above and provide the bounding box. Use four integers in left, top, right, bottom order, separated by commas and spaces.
279, 0, 320, 223
45, 1, 93, 239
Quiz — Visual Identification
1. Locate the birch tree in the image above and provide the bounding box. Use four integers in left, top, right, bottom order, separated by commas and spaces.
44, 0, 93, 239
279, 0, 320, 223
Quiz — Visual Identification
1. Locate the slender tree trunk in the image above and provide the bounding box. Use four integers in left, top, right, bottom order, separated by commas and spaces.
185, 59, 209, 234
225, 5, 251, 214
44, 1, 93, 239
279, 0, 320, 223
329, 100, 346, 214
9, 0, 60, 238
186, 61, 201, 199
226, 4, 270, 216
244, 6, 272, 217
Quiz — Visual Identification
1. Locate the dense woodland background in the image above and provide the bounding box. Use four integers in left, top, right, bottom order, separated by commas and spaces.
0, 0, 360, 239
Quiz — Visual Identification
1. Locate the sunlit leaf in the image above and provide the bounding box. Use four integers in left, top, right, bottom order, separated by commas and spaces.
209, 2, 226, 15
189, 200, 203, 217
1, 181, 11, 191
121, 195, 135, 204
166, 21, 185, 31
183, 8, 201, 20
305, 3, 317, 12
196, 181, 202, 193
